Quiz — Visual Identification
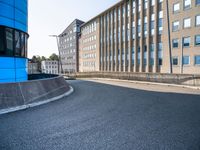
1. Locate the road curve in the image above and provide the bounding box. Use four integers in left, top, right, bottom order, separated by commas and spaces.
0, 80, 200, 150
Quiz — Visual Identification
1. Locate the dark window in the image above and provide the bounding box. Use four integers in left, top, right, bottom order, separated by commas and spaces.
172, 39, 179, 48
196, 0, 200, 5
5, 28, 13, 56
0, 27, 5, 55
173, 57, 178, 65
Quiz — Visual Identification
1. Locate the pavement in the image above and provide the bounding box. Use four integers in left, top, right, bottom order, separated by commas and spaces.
0, 79, 200, 150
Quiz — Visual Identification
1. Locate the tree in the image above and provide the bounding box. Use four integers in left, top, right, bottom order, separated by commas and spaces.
49, 53, 59, 61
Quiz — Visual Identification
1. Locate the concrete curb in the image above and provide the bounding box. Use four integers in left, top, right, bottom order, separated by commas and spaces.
0, 86, 74, 115
81, 78, 200, 90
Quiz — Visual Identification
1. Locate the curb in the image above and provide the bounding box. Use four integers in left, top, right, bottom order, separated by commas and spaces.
82, 78, 200, 90
0, 86, 74, 115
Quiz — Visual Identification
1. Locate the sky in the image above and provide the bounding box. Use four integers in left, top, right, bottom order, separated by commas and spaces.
28, 0, 121, 58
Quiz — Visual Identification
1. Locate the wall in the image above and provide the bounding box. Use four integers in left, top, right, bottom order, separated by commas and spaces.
0, 76, 70, 110
74, 72, 200, 86
0, 0, 28, 32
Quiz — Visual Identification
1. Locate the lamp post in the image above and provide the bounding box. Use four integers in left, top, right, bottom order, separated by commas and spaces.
49, 35, 63, 74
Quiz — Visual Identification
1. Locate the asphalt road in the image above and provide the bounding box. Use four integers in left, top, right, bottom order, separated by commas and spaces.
0, 80, 200, 150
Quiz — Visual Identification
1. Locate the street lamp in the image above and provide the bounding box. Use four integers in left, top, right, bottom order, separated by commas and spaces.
49, 34, 63, 74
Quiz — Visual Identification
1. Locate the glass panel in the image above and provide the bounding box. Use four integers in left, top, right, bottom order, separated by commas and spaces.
195, 56, 200, 64
0, 27, 5, 55
183, 56, 190, 65
5, 28, 13, 56
15, 31, 21, 56
196, 35, 200, 45
21, 32, 25, 57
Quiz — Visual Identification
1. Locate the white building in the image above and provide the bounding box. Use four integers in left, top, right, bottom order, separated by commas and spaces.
41, 60, 59, 74
28, 62, 39, 74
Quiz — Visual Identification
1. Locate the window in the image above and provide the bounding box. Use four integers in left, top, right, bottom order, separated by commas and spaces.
173, 3, 180, 13
195, 56, 200, 64
151, 0, 155, 6
196, 15, 200, 26
184, 0, 191, 9
183, 18, 191, 28
158, 43, 163, 65
5, 28, 13, 56
183, 37, 190, 47
173, 57, 178, 65
0, 27, 5, 55
150, 44, 154, 65
195, 35, 200, 45
15, 31, 21, 56
172, 21, 179, 31
196, 0, 200, 5
183, 56, 190, 65
172, 39, 179, 48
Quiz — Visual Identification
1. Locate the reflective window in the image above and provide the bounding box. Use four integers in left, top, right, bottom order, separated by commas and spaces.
195, 56, 200, 64
183, 37, 190, 47
173, 3, 180, 13
15, 31, 21, 56
195, 35, 200, 46
183, 18, 191, 28
5, 28, 13, 56
150, 44, 154, 65
184, 0, 191, 9
197, 0, 200, 5
172, 21, 179, 31
196, 15, 200, 26
151, 0, 155, 6
0, 26, 28, 57
183, 56, 190, 65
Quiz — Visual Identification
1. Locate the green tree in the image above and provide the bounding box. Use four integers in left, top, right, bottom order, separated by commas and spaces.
49, 53, 59, 61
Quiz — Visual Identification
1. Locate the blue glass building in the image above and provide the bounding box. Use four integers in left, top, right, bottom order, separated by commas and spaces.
0, 0, 28, 83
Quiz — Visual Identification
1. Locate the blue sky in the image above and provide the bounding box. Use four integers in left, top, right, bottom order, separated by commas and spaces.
28, 0, 121, 58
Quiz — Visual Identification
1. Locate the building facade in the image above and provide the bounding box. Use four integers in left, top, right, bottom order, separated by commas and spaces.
59, 19, 84, 73
41, 60, 59, 74
79, 0, 200, 74
0, 0, 28, 82
28, 61, 39, 74
79, 18, 100, 72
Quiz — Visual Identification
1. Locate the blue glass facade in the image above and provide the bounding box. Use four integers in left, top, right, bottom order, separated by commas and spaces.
0, 0, 28, 83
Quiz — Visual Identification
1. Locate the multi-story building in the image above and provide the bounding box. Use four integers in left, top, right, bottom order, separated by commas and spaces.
0, 0, 29, 82
79, 0, 200, 74
79, 18, 100, 72
59, 19, 84, 73
28, 61, 39, 74
41, 60, 59, 74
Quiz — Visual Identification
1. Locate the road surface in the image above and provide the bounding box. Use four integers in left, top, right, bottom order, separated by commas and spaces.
0, 79, 200, 150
